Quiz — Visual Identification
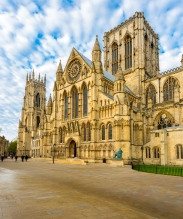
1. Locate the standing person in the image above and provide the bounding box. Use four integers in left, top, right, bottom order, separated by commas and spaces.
1, 156, 4, 162
25, 155, 28, 162
15, 155, 18, 161
21, 155, 24, 162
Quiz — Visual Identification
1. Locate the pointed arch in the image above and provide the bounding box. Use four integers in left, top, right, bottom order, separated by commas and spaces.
35, 93, 40, 107
87, 121, 91, 141
71, 86, 78, 119
163, 77, 179, 102
83, 84, 88, 116
146, 83, 156, 106
64, 92, 68, 120
108, 123, 112, 140
124, 35, 132, 69
112, 42, 118, 75
154, 110, 174, 130
102, 125, 105, 140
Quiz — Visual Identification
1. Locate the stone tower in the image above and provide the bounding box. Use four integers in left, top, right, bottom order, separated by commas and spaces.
103, 12, 159, 97
17, 70, 46, 156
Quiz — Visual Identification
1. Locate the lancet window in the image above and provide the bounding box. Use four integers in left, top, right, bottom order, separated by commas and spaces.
102, 125, 105, 140
35, 93, 40, 107
176, 145, 183, 159
88, 123, 91, 141
108, 124, 112, 140
112, 43, 118, 75
145, 147, 151, 158
124, 36, 132, 69
72, 87, 78, 119
153, 147, 160, 158
64, 94, 68, 120
146, 84, 156, 106
83, 124, 86, 141
59, 128, 62, 143
83, 86, 88, 116
36, 116, 40, 128
163, 77, 177, 102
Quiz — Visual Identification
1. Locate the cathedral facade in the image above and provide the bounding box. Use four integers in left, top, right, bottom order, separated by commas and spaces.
17, 12, 183, 165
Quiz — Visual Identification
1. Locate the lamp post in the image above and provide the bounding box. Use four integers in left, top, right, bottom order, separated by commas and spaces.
52, 144, 56, 164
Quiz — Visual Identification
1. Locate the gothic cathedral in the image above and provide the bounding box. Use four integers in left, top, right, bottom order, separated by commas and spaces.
17, 12, 183, 165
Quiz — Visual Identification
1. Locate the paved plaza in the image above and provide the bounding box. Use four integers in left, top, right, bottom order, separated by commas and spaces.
0, 158, 183, 219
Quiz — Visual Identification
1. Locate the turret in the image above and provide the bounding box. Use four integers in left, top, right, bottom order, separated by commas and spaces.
46, 94, 52, 115
92, 35, 102, 73
56, 60, 63, 81
38, 73, 40, 82
32, 69, 35, 81
44, 74, 46, 85
181, 54, 183, 68
26, 73, 28, 84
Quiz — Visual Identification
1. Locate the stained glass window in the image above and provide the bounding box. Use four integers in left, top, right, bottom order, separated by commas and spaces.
108, 124, 112, 140
72, 87, 78, 119
64, 94, 68, 120
83, 86, 88, 116
163, 77, 177, 101
125, 36, 132, 69
112, 43, 118, 75
102, 125, 105, 140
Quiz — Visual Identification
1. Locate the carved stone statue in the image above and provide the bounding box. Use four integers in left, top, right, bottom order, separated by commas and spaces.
114, 148, 123, 159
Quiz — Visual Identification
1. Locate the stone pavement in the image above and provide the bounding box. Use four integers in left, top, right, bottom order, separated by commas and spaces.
0, 158, 183, 219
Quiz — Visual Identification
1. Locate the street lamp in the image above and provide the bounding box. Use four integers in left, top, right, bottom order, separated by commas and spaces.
52, 144, 56, 164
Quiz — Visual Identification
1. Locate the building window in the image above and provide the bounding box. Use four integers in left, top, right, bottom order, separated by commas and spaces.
35, 93, 40, 107
112, 43, 118, 75
72, 87, 78, 119
108, 124, 112, 140
83, 86, 88, 116
64, 94, 68, 120
155, 133, 159, 137
83, 124, 86, 141
154, 147, 160, 158
102, 125, 105, 140
88, 123, 91, 141
163, 77, 177, 102
176, 144, 183, 159
124, 35, 132, 69
145, 147, 151, 158
157, 113, 172, 129
146, 84, 156, 106
36, 116, 40, 128
59, 128, 62, 143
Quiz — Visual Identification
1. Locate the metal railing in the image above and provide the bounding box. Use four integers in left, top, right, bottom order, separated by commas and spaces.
132, 164, 183, 177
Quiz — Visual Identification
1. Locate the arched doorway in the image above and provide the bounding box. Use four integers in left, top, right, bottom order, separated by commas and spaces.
69, 140, 77, 157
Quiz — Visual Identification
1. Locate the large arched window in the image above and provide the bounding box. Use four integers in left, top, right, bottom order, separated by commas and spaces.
102, 125, 105, 140
124, 35, 132, 69
64, 94, 68, 120
72, 87, 78, 119
146, 84, 156, 106
36, 116, 40, 128
35, 93, 40, 107
157, 113, 172, 129
112, 43, 118, 75
163, 77, 177, 102
83, 86, 88, 116
153, 147, 160, 158
176, 144, 183, 159
108, 124, 112, 140
145, 147, 151, 158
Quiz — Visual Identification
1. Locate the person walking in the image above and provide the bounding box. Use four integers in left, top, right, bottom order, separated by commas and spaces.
15, 155, 18, 161
25, 155, 28, 162
21, 155, 24, 162
1, 155, 4, 162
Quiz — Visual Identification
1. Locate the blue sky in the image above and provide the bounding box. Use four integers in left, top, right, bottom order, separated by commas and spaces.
0, 0, 183, 141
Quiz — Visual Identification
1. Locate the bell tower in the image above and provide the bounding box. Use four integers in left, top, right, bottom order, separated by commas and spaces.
17, 70, 46, 156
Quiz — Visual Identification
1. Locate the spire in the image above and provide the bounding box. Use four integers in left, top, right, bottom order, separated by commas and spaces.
44, 74, 46, 85
26, 73, 28, 83
115, 65, 125, 81
38, 73, 40, 82
32, 69, 35, 80
29, 73, 31, 80
47, 94, 52, 107
56, 60, 63, 81
92, 35, 101, 52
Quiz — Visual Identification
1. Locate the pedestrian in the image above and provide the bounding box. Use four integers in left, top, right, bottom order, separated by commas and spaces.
15, 155, 18, 161
21, 155, 24, 162
25, 155, 28, 162
1, 156, 4, 162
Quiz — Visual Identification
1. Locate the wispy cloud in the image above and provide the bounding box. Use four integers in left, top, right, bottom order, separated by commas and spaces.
0, 0, 183, 140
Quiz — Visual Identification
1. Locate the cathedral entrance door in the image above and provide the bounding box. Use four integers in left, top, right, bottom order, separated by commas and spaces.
69, 140, 77, 158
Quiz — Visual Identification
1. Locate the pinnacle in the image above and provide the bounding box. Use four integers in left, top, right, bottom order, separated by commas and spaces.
115, 65, 125, 81
57, 60, 63, 73
92, 35, 101, 52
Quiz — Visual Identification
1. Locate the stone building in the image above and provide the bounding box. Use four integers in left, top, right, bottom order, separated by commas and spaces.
17, 12, 183, 165
0, 136, 9, 157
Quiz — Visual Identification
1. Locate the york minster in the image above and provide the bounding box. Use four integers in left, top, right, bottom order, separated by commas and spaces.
17, 12, 183, 166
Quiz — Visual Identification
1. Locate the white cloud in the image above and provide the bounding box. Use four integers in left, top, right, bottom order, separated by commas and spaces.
0, 0, 183, 140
